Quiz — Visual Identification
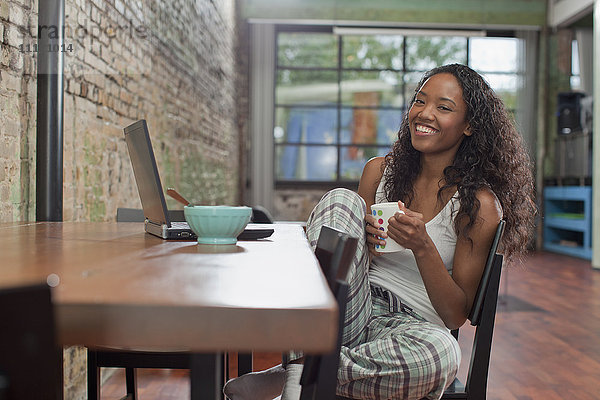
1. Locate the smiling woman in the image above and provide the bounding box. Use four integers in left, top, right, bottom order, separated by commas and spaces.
229, 64, 535, 400
383, 64, 536, 263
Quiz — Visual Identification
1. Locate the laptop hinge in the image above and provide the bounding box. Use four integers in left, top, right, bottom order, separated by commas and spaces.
145, 219, 169, 239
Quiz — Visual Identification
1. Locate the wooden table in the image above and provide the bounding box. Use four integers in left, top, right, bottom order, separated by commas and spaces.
0, 222, 338, 398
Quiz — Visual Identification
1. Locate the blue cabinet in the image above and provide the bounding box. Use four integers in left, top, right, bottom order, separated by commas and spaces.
543, 186, 592, 259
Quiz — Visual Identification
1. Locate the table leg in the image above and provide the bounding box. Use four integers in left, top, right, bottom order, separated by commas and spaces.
190, 353, 224, 400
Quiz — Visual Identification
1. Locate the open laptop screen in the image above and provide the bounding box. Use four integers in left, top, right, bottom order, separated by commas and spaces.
124, 120, 171, 227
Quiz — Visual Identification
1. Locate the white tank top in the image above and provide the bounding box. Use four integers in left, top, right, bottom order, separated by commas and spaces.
369, 170, 460, 327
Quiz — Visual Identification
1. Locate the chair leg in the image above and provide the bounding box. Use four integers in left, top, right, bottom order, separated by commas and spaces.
225, 353, 230, 382
190, 353, 223, 400
237, 353, 253, 376
87, 350, 101, 400
125, 367, 138, 400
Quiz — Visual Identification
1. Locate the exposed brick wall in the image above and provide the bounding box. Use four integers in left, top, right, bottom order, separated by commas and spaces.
0, 0, 37, 222
235, 6, 250, 206
62, 0, 243, 222
1, 0, 247, 398
1, 0, 245, 223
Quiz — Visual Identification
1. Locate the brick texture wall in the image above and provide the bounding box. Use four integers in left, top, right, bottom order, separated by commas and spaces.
0, 0, 37, 222
1, 0, 245, 224
1, 0, 247, 398
62, 0, 244, 222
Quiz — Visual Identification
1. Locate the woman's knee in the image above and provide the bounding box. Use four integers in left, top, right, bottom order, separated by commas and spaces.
307, 188, 366, 230
319, 188, 366, 213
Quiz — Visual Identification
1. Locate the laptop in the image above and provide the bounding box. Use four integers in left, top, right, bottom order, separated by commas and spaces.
124, 119, 274, 241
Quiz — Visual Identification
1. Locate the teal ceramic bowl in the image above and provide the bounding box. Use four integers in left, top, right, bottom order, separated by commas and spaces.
184, 205, 252, 245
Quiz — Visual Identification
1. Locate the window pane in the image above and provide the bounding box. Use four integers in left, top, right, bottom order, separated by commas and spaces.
405, 36, 467, 71
276, 69, 338, 105
341, 70, 403, 107
340, 108, 401, 145
275, 107, 338, 144
278, 33, 338, 68
342, 35, 403, 70
480, 73, 519, 109
469, 37, 518, 73
276, 145, 337, 181
273, 30, 523, 184
340, 146, 390, 180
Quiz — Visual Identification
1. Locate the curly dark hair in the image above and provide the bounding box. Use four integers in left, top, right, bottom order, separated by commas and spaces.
383, 63, 536, 261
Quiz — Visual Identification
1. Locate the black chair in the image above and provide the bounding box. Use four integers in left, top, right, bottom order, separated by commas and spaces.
296, 221, 505, 400
251, 205, 275, 223
236, 205, 275, 377
89, 207, 275, 399
87, 348, 196, 400
442, 220, 506, 400
112, 205, 274, 378
299, 225, 358, 400
89, 208, 215, 399
0, 283, 62, 400
116, 207, 184, 223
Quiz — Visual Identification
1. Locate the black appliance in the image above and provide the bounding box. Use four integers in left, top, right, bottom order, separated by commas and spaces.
557, 92, 586, 135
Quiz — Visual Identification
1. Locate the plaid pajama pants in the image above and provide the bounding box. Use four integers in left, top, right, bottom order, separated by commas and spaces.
303, 188, 461, 400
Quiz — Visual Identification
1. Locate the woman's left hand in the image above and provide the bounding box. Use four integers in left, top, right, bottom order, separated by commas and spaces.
386, 201, 431, 254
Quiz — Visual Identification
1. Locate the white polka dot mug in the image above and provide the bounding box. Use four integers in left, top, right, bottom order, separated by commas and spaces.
370, 202, 405, 253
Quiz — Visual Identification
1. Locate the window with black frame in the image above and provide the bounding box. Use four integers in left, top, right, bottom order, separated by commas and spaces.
274, 29, 521, 185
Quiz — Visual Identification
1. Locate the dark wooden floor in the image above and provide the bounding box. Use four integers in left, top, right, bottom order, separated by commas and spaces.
101, 251, 600, 399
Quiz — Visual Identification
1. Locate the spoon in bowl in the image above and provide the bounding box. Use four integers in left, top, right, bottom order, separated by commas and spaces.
166, 188, 192, 207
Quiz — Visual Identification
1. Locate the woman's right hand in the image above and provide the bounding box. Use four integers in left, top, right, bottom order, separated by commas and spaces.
365, 213, 387, 257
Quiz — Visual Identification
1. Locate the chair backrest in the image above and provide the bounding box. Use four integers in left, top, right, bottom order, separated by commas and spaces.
0, 283, 62, 400
116, 207, 185, 222
313, 225, 357, 293
116, 207, 145, 222
468, 220, 505, 326
300, 225, 358, 400
462, 220, 505, 399
251, 205, 275, 224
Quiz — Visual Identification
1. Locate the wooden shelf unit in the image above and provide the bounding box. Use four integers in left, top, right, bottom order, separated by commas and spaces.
543, 186, 592, 260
